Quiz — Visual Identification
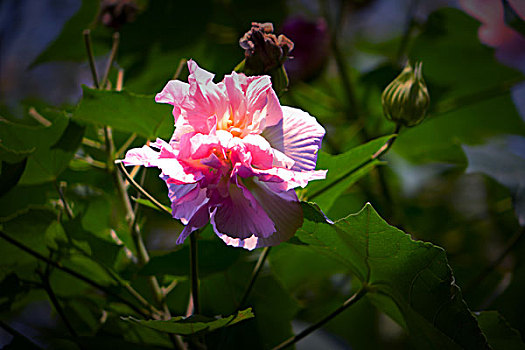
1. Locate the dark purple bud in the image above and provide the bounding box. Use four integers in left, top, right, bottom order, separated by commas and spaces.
239, 22, 294, 74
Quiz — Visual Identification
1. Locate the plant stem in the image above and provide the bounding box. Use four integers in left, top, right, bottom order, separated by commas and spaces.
100, 32, 120, 89
190, 233, 200, 315
116, 162, 172, 216
308, 125, 401, 201
238, 247, 270, 308
38, 268, 79, 338
54, 181, 74, 220
0, 230, 149, 318
83, 29, 99, 89
272, 286, 368, 350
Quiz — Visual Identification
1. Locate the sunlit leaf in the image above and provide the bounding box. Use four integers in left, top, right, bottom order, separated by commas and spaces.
122, 308, 254, 335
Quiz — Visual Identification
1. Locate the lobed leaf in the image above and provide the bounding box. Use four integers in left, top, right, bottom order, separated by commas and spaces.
297, 202, 489, 349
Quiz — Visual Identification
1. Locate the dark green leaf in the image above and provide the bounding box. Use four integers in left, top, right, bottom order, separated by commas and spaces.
122, 308, 254, 335
476, 311, 525, 350
73, 87, 173, 139
296, 202, 488, 349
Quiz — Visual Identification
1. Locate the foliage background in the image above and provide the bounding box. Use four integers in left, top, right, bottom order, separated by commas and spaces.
1, 0, 525, 349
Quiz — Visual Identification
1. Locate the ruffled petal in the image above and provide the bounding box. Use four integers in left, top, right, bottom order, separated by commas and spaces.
215, 178, 303, 250
210, 180, 275, 240
164, 181, 208, 224
155, 80, 189, 123
263, 106, 325, 172
176, 203, 210, 245
181, 60, 228, 134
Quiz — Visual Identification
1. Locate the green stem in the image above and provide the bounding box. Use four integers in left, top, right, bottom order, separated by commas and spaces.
38, 268, 79, 339
0, 230, 149, 318
83, 29, 99, 89
238, 247, 270, 308
54, 180, 74, 220
308, 125, 401, 201
100, 32, 120, 89
272, 286, 368, 350
116, 162, 172, 216
190, 233, 200, 315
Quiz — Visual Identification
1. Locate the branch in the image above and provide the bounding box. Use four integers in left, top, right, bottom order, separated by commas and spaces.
272, 286, 368, 350
0, 230, 149, 318
238, 247, 271, 309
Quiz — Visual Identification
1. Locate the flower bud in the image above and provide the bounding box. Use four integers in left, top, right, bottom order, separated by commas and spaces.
381, 61, 430, 127
239, 22, 294, 74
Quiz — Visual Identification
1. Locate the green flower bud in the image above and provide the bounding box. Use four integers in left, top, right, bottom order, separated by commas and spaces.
381, 61, 430, 127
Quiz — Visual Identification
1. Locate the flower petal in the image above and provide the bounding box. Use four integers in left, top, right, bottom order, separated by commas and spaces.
263, 106, 325, 172
164, 180, 208, 224
210, 180, 275, 240
214, 178, 303, 250
155, 80, 190, 123
176, 203, 210, 245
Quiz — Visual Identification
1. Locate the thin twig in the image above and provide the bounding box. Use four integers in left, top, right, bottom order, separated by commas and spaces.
116, 133, 137, 158
238, 247, 271, 309
54, 181, 74, 220
308, 125, 401, 201
190, 233, 200, 315
395, 0, 420, 65
173, 58, 188, 80
116, 162, 172, 216
0, 230, 149, 318
272, 287, 368, 350
83, 29, 99, 89
100, 32, 120, 89
37, 267, 79, 338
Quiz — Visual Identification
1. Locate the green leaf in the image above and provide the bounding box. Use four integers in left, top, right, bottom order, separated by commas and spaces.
122, 308, 254, 335
296, 202, 489, 349
304, 135, 392, 211
476, 311, 525, 350
73, 87, 173, 140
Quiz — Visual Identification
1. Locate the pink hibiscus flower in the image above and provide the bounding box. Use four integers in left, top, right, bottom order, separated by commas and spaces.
121, 60, 326, 250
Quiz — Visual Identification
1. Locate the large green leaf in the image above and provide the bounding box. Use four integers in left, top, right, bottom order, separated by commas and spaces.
122, 308, 254, 335
476, 311, 525, 350
73, 87, 173, 140
296, 202, 488, 349
304, 135, 392, 211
